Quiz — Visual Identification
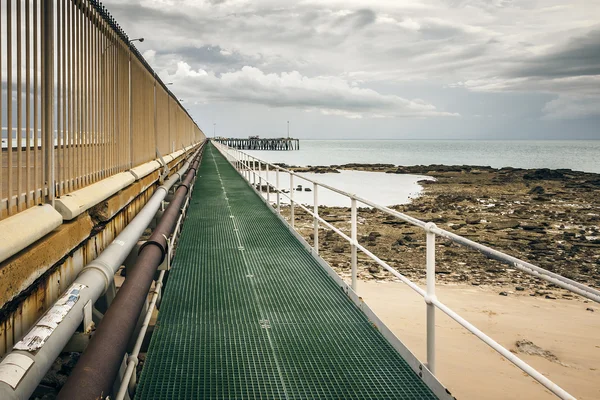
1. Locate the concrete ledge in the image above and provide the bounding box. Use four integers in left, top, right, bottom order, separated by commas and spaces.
0, 214, 94, 308
0, 205, 63, 263
161, 154, 174, 165
90, 172, 159, 222
55, 172, 136, 220
171, 149, 185, 160
129, 160, 161, 180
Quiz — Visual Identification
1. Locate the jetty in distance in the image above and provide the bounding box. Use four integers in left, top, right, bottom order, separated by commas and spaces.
214, 135, 300, 150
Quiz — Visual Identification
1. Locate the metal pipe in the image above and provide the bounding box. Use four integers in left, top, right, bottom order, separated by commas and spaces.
276, 168, 280, 214
0, 144, 204, 400
425, 223, 436, 374
351, 198, 357, 291
290, 173, 294, 228
117, 172, 194, 400
258, 159, 262, 192
116, 270, 165, 400
266, 164, 270, 203
313, 183, 319, 254
58, 153, 201, 400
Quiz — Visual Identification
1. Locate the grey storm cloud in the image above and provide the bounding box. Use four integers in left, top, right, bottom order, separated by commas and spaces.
510, 29, 600, 79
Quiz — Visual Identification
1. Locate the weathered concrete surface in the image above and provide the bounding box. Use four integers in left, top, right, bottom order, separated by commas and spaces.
0, 145, 199, 357
0, 214, 94, 308
0, 205, 63, 262
89, 171, 159, 222
54, 172, 137, 220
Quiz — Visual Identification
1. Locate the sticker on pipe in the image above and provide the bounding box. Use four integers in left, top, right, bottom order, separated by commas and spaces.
13, 283, 86, 352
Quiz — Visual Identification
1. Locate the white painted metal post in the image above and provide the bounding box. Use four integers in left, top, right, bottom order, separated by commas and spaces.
266, 164, 270, 203
351, 198, 357, 291
276, 168, 280, 214
290, 173, 294, 228
258, 159, 262, 192
252, 159, 256, 186
314, 183, 319, 254
43, 0, 55, 206
425, 222, 437, 374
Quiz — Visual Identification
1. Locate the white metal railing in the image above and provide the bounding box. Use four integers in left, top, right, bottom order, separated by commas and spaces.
214, 141, 600, 400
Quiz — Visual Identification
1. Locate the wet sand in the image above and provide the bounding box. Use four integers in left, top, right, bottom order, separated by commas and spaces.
359, 281, 600, 400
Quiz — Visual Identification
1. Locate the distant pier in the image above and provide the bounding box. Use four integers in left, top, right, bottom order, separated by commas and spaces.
215, 137, 300, 150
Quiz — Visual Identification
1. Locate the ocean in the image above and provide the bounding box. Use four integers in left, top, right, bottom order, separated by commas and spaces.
245, 139, 599, 207
255, 169, 434, 207
246, 140, 600, 174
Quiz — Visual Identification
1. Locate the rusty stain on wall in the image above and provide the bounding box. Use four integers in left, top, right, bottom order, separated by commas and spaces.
0, 149, 197, 358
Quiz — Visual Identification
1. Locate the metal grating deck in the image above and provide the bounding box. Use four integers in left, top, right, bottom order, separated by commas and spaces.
136, 143, 438, 399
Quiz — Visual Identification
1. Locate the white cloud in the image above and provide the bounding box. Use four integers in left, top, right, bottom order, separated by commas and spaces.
170, 63, 458, 118
104, 0, 600, 129
542, 95, 600, 120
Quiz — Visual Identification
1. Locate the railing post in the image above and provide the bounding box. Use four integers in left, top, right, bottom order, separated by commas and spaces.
290, 173, 294, 228
276, 168, 280, 214
314, 183, 319, 254
266, 164, 270, 203
425, 222, 437, 374
252, 159, 256, 186
258, 159, 262, 192
351, 197, 357, 291
42, 0, 55, 206
128, 51, 133, 168
240, 151, 244, 177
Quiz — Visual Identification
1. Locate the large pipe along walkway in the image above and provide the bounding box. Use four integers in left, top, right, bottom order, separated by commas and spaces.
136, 143, 437, 399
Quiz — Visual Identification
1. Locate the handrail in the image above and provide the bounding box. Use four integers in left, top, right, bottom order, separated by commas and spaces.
212, 141, 595, 400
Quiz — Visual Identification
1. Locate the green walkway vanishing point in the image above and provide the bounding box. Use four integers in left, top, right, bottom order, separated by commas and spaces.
136, 144, 438, 399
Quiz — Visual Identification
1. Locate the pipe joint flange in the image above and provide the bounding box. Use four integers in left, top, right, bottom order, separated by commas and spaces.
178, 182, 191, 195
139, 239, 168, 265
424, 222, 437, 234
424, 294, 437, 305
128, 355, 140, 367
156, 186, 169, 196
81, 261, 113, 293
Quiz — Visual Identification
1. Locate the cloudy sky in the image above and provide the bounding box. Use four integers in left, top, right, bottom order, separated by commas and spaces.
105, 0, 600, 139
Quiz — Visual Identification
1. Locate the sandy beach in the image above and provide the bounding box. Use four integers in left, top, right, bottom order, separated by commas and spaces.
359, 281, 599, 399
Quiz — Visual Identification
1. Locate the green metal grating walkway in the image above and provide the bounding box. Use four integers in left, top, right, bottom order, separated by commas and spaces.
136, 144, 438, 399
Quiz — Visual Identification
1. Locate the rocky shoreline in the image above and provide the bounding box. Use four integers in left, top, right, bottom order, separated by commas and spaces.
278, 163, 600, 301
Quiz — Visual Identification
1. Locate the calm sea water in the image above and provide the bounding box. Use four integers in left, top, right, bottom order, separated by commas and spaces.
246, 140, 600, 173
256, 170, 434, 207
